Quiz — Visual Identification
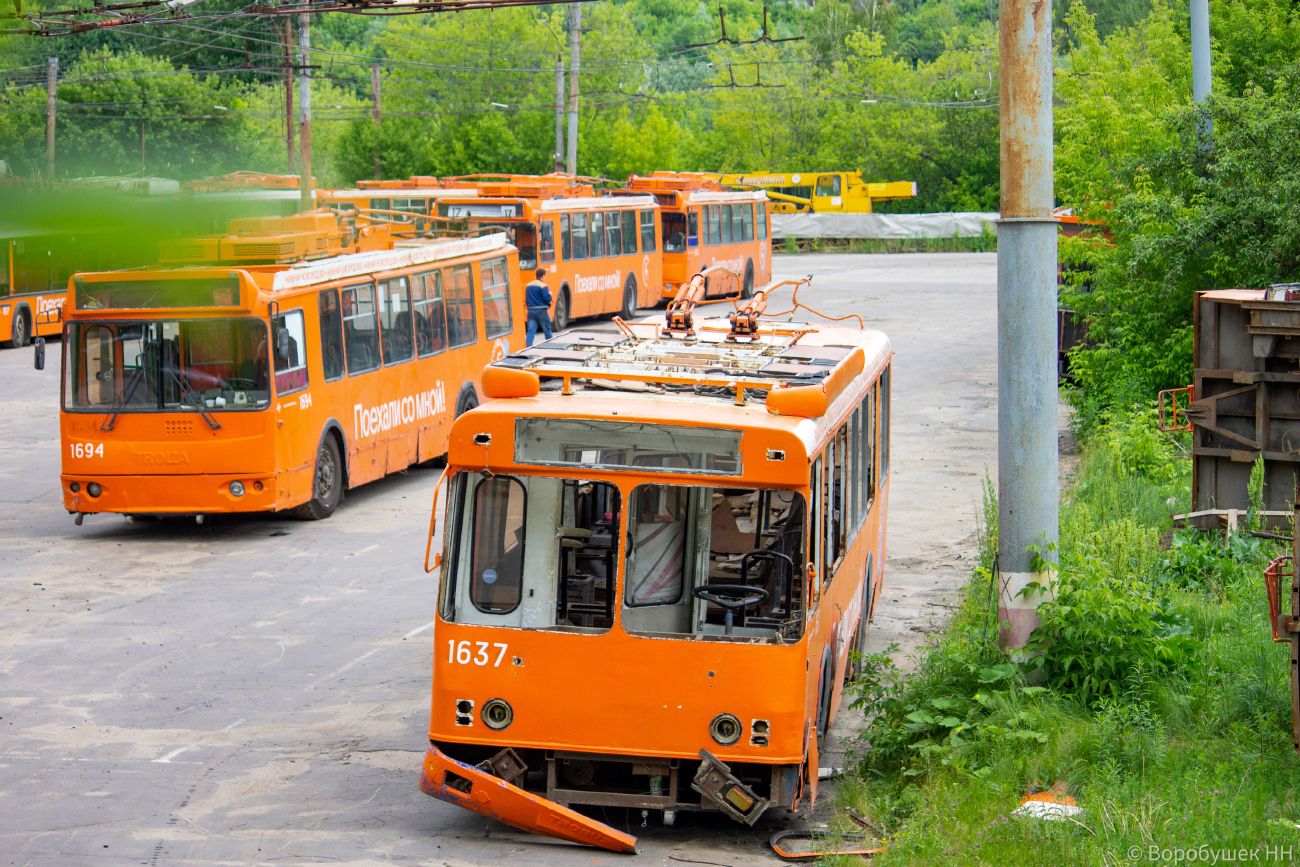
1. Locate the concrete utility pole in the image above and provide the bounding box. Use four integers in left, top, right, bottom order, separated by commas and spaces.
1191, 0, 1212, 137
284, 18, 295, 173
554, 56, 565, 173
996, 0, 1059, 650
45, 56, 57, 180
372, 64, 382, 180
297, 13, 312, 212
565, 4, 581, 175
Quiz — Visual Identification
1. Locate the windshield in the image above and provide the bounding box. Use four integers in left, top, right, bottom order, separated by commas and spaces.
64, 319, 271, 413
439, 473, 805, 643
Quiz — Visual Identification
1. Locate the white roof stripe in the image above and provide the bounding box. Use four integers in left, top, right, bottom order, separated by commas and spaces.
270, 233, 508, 292
539, 195, 657, 211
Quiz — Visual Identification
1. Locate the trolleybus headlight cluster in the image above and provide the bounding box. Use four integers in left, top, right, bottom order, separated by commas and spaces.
229, 481, 245, 497
69, 482, 80, 493
481, 698, 514, 730
86, 482, 102, 498
710, 712, 743, 746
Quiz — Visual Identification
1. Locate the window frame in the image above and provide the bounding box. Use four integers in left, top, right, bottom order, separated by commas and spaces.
468, 474, 527, 615
318, 288, 345, 382
272, 307, 309, 396
640, 209, 657, 253
590, 211, 605, 259
560, 213, 572, 262
378, 276, 415, 367
539, 219, 556, 265
412, 270, 447, 358
757, 202, 768, 240
605, 210, 622, 257
571, 212, 589, 260
481, 255, 514, 340
688, 209, 699, 247
622, 209, 638, 255
720, 204, 732, 245
340, 282, 381, 376
444, 263, 478, 350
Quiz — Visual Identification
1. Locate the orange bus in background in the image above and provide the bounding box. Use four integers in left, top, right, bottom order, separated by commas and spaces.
624, 173, 772, 302
1, 284, 64, 347
433, 176, 663, 330
60, 211, 525, 523
416, 297, 891, 851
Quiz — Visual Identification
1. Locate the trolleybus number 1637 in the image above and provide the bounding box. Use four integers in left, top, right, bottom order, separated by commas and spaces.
448, 640, 509, 667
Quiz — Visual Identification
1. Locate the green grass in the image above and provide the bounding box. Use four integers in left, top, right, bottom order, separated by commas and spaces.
775, 232, 998, 255
837, 410, 1300, 865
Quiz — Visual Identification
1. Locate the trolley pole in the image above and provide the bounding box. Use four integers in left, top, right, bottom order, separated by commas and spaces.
297, 12, 312, 212
997, 0, 1058, 650
1191, 0, 1212, 137
372, 64, 382, 180
565, 3, 581, 175
554, 56, 565, 173
45, 56, 57, 180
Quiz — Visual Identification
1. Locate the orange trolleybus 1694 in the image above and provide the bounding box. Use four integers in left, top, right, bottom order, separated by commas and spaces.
622, 172, 773, 303
415, 282, 891, 852
59, 210, 526, 523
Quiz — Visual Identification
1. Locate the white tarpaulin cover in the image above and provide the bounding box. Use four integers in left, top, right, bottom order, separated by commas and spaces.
771, 212, 999, 239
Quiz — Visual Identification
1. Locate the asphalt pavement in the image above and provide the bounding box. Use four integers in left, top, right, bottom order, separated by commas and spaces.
0, 252, 999, 866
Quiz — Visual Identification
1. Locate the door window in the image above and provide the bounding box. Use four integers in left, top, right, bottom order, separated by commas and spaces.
272, 308, 308, 394
481, 256, 513, 339
412, 271, 447, 357
622, 210, 638, 254
625, 484, 689, 607
445, 264, 477, 348
470, 476, 527, 614
571, 213, 589, 260
318, 289, 344, 381
341, 284, 380, 375
378, 276, 414, 366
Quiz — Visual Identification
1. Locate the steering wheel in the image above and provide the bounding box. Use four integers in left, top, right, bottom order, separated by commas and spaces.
693, 584, 770, 635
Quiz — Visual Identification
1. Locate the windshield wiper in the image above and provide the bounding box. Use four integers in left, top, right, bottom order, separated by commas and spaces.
164, 365, 221, 430
100, 366, 146, 432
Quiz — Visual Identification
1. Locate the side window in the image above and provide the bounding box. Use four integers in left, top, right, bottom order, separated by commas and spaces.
318, 289, 345, 381
834, 174, 843, 196
849, 407, 860, 534
881, 365, 891, 478
816, 175, 836, 197
560, 213, 572, 262
590, 211, 605, 258
832, 426, 847, 567
481, 256, 513, 339
625, 484, 689, 607
341, 283, 381, 375
623, 209, 638, 254
81, 324, 114, 404
640, 210, 657, 253
378, 276, 414, 366
861, 390, 876, 506
470, 476, 526, 614
757, 202, 768, 240
445, 264, 478, 349
687, 209, 699, 248
810, 457, 823, 595
742, 204, 754, 242
707, 205, 719, 247
412, 271, 447, 357
272, 308, 308, 395
605, 210, 622, 257
539, 220, 556, 265
720, 204, 732, 245
369, 197, 390, 213
571, 212, 589, 260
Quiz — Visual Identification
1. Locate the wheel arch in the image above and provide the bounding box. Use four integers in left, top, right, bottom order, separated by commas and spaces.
316, 418, 349, 489
11, 301, 31, 342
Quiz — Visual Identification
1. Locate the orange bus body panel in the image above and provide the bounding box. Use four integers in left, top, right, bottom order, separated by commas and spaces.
0, 289, 65, 344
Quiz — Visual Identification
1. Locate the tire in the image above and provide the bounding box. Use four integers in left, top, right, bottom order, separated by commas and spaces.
742, 261, 754, 299
456, 388, 479, 418
11, 309, 29, 348
552, 288, 570, 332
292, 435, 343, 520
620, 274, 638, 321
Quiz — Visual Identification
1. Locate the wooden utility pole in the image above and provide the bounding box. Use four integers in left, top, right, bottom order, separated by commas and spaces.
45, 56, 57, 180
565, 4, 581, 175
297, 12, 312, 211
372, 64, 382, 180
284, 17, 295, 172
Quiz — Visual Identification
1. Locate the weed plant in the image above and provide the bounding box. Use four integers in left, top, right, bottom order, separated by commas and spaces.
843, 408, 1299, 864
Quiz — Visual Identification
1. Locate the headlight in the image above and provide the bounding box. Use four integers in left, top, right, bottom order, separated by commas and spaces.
710, 712, 742, 746
229, 481, 245, 497
70, 482, 80, 493
481, 698, 514, 730
86, 482, 102, 498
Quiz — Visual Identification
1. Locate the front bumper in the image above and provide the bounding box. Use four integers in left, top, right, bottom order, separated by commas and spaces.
62, 472, 279, 514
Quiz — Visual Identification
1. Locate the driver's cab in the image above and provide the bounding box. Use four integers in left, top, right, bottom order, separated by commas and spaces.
439, 464, 807, 644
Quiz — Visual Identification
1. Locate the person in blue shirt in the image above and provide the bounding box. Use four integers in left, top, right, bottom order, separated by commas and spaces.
525, 268, 554, 346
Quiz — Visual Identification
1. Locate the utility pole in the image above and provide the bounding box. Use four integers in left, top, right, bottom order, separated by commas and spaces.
996, 0, 1058, 650
141, 121, 146, 174
554, 56, 565, 173
298, 12, 312, 212
284, 17, 295, 173
372, 64, 382, 180
45, 56, 57, 180
1191, 0, 1212, 137
565, 3, 581, 175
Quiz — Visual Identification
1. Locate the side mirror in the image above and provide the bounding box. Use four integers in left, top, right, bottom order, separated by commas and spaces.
33, 336, 45, 371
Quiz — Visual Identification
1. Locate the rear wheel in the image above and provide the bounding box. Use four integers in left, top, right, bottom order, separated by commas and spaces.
552, 288, 570, 332
456, 388, 479, 418
620, 274, 638, 320
742, 261, 754, 299
11, 309, 29, 348
293, 435, 343, 520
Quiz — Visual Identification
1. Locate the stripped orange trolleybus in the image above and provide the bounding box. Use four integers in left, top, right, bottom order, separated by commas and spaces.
416, 287, 891, 851
59, 211, 525, 523
623, 172, 772, 303
431, 175, 663, 330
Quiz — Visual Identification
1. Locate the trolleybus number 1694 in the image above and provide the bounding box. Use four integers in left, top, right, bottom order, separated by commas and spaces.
70, 443, 104, 459
448, 640, 509, 667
